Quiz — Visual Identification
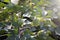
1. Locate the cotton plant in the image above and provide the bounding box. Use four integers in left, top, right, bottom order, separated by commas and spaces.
0, 0, 57, 40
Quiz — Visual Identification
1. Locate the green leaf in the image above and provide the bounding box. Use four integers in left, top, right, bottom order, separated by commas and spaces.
4, 0, 10, 2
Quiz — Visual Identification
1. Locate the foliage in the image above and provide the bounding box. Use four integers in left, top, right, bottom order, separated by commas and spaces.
0, 0, 56, 40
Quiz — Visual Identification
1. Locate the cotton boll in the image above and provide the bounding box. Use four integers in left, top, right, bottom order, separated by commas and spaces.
23, 13, 31, 17
53, 8, 58, 12
42, 7, 48, 16
11, 0, 19, 5
42, 11, 48, 16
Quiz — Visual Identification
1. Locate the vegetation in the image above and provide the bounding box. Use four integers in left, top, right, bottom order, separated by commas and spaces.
0, 0, 58, 40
